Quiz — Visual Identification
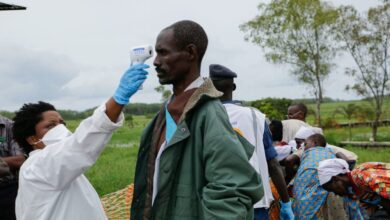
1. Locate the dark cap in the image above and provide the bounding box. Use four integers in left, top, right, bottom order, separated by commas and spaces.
209, 64, 237, 79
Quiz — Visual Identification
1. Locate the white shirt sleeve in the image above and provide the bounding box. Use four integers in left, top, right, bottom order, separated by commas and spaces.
23, 103, 124, 190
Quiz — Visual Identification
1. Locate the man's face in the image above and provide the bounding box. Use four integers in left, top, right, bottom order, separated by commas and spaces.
287, 106, 304, 121
153, 28, 190, 85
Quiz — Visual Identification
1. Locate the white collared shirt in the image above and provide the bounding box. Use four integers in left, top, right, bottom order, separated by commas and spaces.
16, 104, 123, 220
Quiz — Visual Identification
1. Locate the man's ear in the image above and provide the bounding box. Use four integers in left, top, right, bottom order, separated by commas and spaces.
185, 44, 197, 61
232, 83, 236, 91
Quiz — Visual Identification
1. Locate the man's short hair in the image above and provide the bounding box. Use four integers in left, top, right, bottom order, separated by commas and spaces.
291, 103, 308, 117
307, 133, 327, 147
12, 101, 56, 154
166, 20, 208, 65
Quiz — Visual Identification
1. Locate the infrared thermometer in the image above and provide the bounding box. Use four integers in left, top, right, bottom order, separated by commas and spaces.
130, 45, 154, 89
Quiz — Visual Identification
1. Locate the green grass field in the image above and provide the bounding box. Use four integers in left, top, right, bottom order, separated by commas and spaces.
306, 98, 390, 124
65, 108, 390, 196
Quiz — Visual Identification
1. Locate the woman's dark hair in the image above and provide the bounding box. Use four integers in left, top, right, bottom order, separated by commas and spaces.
12, 101, 56, 154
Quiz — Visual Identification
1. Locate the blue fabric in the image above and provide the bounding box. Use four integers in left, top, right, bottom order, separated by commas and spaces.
263, 122, 277, 161
254, 208, 269, 220
293, 147, 335, 219
343, 196, 369, 220
165, 107, 177, 144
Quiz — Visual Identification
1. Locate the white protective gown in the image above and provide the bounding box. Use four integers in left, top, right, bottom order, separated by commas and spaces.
223, 103, 274, 209
16, 104, 123, 220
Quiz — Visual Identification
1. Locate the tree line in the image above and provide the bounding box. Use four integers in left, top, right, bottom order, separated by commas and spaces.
241, 0, 390, 141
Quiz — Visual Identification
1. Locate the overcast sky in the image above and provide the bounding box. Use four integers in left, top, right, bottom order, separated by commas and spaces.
0, 0, 381, 111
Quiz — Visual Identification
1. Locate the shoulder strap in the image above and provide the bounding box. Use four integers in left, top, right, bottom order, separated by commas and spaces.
250, 108, 258, 150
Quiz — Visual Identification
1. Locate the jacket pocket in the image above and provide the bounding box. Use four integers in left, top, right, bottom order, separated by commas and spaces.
171, 184, 199, 219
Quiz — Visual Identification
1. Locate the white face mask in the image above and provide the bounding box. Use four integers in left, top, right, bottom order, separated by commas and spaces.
34, 124, 72, 146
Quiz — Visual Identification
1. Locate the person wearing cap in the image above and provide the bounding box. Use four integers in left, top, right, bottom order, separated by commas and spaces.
318, 159, 390, 215
292, 134, 367, 219
210, 64, 294, 220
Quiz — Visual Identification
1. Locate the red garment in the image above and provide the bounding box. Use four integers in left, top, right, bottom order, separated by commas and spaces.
350, 162, 390, 199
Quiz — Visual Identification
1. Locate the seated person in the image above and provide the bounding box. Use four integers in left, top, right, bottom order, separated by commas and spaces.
318, 158, 390, 215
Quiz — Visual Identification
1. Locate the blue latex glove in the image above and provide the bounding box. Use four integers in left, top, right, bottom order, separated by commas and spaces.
113, 64, 149, 105
280, 201, 295, 220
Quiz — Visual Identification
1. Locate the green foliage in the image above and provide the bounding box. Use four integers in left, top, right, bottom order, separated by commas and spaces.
240, 0, 341, 125
336, 3, 390, 140
154, 85, 172, 102
0, 111, 15, 119
250, 98, 292, 120
344, 146, 390, 163
333, 104, 363, 121
122, 103, 161, 115
333, 103, 364, 140
58, 110, 90, 120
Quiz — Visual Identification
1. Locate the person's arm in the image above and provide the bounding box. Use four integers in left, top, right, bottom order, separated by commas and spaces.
263, 123, 294, 220
0, 154, 25, 171
0, 158, 11, 178
281, 154, 301, 184
202, 104, 263, 219
23, 64, 149, 190
268, 158, 289, 202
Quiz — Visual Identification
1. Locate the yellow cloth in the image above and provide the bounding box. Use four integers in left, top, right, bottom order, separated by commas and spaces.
101, 184, 134, 220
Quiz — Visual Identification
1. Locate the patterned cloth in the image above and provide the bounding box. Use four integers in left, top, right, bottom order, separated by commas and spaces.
293, 147, 336, 219
343, 196, 369, 220
101, 184, 134, 220
269, 180, 281, 220
351, 162, 390, 199
0, 116, 24, 186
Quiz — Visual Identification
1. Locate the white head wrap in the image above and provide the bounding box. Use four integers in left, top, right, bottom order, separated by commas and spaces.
294, 126, 316, 139
318, 158, 350, 185
281, 119, 309, 142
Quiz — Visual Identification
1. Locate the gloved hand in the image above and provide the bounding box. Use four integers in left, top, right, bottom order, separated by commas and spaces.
113, 64, 149, 105
280, 200, 295, 220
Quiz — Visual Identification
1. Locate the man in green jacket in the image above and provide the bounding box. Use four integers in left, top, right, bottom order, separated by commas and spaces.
131, 20, 263, 220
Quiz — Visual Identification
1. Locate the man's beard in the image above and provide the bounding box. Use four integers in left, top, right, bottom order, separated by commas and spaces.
156, 67, 171, 85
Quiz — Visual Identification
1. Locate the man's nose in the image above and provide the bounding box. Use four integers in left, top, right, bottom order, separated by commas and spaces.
153, 56, 160, 67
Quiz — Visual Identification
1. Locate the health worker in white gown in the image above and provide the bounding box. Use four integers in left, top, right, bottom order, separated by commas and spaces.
12, 64, 149, 220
